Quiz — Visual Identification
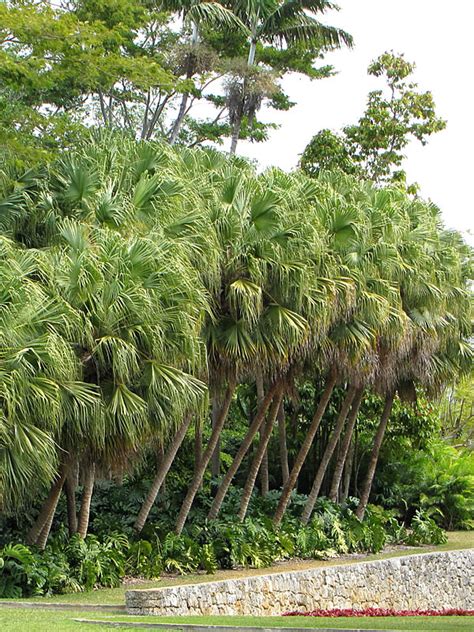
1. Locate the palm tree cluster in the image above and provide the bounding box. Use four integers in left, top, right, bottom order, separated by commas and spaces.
0, 135, 472, 546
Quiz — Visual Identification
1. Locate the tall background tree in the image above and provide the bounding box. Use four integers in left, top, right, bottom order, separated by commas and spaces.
301, 52, 446, 187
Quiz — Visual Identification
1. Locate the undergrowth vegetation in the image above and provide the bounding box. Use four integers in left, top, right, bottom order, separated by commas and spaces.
0, 498, 446, 598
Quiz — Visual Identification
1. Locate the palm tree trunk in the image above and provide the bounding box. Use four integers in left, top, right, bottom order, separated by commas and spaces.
27, 467, 67, 545
238, 388, 284, 521
175, 378, 236, 534
207, 380, 281, 520
247, 39, 257, 65
194, 416, 203, 476
277, 401, 289, 485
256, 371, 269, 495
260, 447, 269, 494
77, 463, 95, 538
342, 438, 355, 501
273, 372, 337, 526
229, 119, 241, 155
36, 484, 64, 550
156, 444, 167, 495
65, 462, 78, 536
301, 386, 356, 524
210, 396, 222, 477
355, 392, 394, 520
329, 388, 364, 501
134, 416, 193, 532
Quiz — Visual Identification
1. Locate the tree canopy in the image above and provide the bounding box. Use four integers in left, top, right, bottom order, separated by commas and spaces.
301, 52, 446, 188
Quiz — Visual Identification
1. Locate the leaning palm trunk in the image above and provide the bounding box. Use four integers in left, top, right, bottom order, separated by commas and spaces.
77, 463, 95, 538
301, 386, 357, 524
134, 416, 193, 532
36, 486, 64, 550
355, 393, 394, 520
27, 467, 67, 545
342, 438, 355, 501
207, 380, 281, 520
210, 396, 222, 477
256, 371, 269, 495
175, 378, 236, 534
238, 389, 284, 521
273, 372, 338, 526
277, 401, 289, 485
65, 464, 79, 536
194, 416, 203, 476
260, 447, 269, 495
329, 388, 364, 501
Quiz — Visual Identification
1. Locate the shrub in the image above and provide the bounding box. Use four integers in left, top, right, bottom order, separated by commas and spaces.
0, 498, 449, 597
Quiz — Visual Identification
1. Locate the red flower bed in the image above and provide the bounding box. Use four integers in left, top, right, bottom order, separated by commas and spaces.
282, 607, 474, 617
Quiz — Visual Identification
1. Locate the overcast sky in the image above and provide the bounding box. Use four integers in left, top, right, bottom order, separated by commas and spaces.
235, 0, 474, 245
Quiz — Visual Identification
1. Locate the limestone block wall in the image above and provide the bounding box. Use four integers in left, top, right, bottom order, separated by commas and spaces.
126, 549, 474, 616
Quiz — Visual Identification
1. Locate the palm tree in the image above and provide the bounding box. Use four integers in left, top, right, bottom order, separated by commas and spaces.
272, 172, 378, 526
2, 134, 471, 544
273, 369, 338, 525
238, 385, 284, 519
134, 415, 193, 532
0, 236, 101, 536
328, 387, 364, 501
175, 376, 236, 534
65, 462, 79, 535
207, 379, 282, 519
277, 400, 289, 484
226, 0, 352, 153
172, 161, 317, 532
300, 385, 356, 523
204, 167, 343, 523
167, 0, 249, 144
355, 194, 473, 519
3, 137, 208, 542
355, 391, 394, 519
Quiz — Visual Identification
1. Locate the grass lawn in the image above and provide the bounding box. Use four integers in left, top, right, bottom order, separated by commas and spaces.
91, 614, 474, 631
2, 531, 471, 607
1, 609, 474, 631
0, 608, 134, 631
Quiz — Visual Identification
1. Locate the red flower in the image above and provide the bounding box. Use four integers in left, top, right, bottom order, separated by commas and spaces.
282, 608, 474, 618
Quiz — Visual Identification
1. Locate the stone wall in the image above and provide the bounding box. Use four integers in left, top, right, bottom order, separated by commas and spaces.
126, 549, 474, 616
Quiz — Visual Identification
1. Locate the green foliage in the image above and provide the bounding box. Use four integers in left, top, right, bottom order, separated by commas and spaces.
64, 533, 128, 590
0, 0, 352, 154
373, 440, 474, 531
125, 539, 162, 579
439, 374, 474, 448
0, 0, 171, 158
302, 52, 446, 185
300, 129, 358, 178
0, 135, 472, 562
0, 497, 450, 597
0, 542, 78, 598
406, 509, 447, 546
0, 532, 129, 597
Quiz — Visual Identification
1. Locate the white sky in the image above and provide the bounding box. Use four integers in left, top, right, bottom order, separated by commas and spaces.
235, 0, 474, 245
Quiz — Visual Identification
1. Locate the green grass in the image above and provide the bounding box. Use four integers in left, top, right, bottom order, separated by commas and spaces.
5, 531, 471, 607
1, 609, 474, 631
94, 613, 474, 631
0, 608, 133, 631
